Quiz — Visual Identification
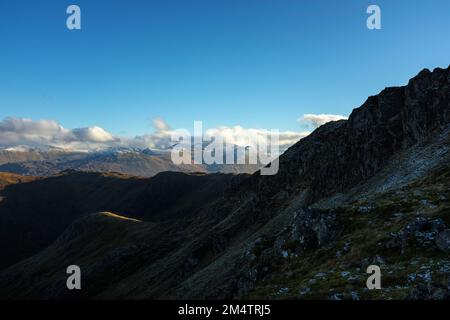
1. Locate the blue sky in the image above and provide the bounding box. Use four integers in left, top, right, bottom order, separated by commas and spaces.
0, 0, 449, 137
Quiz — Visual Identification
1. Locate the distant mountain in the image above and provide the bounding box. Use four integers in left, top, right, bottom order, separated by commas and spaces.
0, 147, 260, 177
0, 66, 449, 300
0, 147, 85, 165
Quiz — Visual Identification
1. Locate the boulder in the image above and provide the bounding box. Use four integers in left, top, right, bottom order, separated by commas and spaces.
436, 229, 450, 253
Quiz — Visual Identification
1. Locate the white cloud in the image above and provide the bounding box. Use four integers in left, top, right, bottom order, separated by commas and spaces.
0, 116, 313, 153
203, 126, 309, 153
0, 117, 72, 146
298, 113, 347, 130
0, 117, 116, 151
124, 132, 174, 150
72, 126, 115, 143
152, 117, 171, 131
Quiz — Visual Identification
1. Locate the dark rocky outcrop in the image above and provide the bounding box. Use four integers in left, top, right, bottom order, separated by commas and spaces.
243, 66, 449, 206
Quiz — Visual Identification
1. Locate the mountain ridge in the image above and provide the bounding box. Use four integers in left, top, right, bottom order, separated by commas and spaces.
0, 146, 260, 177
0, 66, 449, 299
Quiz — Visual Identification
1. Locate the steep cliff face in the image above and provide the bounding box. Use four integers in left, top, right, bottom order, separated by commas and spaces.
0, 66, 449, 300
185, 66, 450, 299
241, 66, 449, 206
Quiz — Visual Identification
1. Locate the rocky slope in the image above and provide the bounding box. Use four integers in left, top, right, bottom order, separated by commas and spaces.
0, 66, 449, 300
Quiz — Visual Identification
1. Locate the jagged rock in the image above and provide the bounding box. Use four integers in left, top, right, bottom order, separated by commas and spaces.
314, 272, 327, 279
436, 230, 450, 253
385, 217, 446, 253
299, 287, 311, 295
350, 292, 360, 300
408, 283, 450, 300
330, 293, 343, 300
336, 240, 352, 257
278, 287, 289, 294
290, 208, 336, 250
357, 205, 375, 214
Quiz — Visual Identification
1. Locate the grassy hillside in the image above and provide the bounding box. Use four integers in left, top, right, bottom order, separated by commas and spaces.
0, 172, 37, 190
0, 170, 245, 270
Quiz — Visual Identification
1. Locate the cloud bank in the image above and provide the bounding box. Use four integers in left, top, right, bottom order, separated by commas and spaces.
203, 126, 309, 153
0, 118, 117, 150
0, 113, 347, 153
